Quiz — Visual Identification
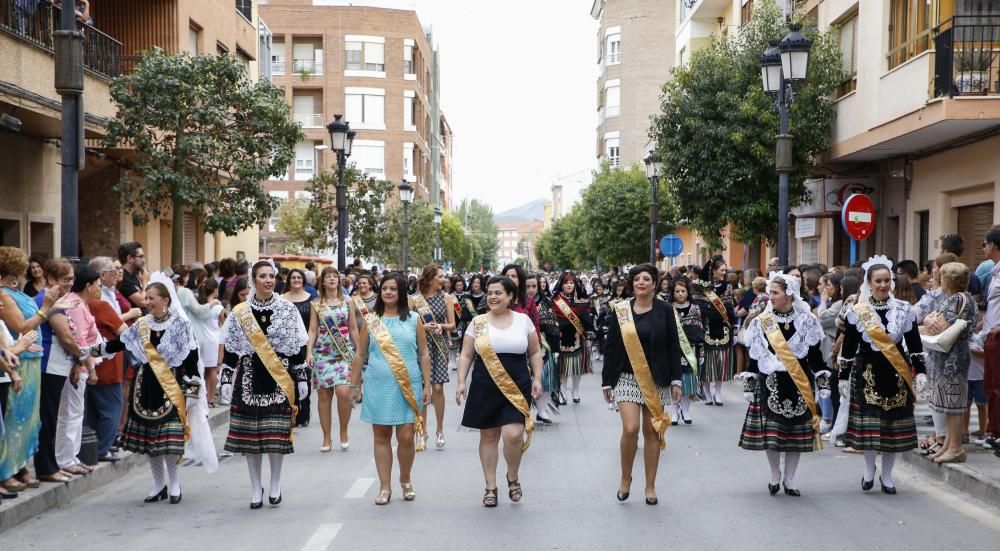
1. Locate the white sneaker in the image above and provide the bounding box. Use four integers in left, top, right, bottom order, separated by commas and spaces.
819, 420, 832, 434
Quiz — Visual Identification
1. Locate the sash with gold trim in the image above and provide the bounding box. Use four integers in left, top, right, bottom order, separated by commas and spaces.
137, 318, 189, 440
852, 301, 916, 398
703, 290, 732, 327
553, 294, 585, 336
352, 295, 371, 318
673, 306, 699, 378
471, 315, 533, 452
411, 293, 450, 359
614, 300, 671, 450
231, 303, 299, 436
464, 298, 476, 318
757, 312, 823, 450
362, 310, 425, 451
312, 301, 355, 364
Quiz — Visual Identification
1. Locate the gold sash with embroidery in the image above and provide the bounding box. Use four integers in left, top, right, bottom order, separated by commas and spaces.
411, 293, 450, 359
232, 303, 299, 434
137, 318, 189, 440
464, 298, 476, 317
852, 301, 916, 398
614, 300, 671, 450
353, 295, 372, 318
363, 310, 425, 451
704, 290, 732, 327
472, 315, 533, 452
673, 306, 698, 378
313, 301, 355, 364
553, 295, 585, 336
757, 313, 822, 450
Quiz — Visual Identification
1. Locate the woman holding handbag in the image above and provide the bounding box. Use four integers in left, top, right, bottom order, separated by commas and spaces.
919, 262, 977, 463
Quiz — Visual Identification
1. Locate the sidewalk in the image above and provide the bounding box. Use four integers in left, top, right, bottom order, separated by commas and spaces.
0, 406, 229, 534
899, 401, 1000, 508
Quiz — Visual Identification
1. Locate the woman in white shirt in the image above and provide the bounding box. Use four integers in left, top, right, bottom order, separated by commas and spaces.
456, 276, 543, 507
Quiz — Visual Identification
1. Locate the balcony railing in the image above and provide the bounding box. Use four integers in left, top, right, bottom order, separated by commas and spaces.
293, 113, 324, 128
934, 16, 1000, 98
292, 59, 322, 75
0, 0, 122, 80
271, 60, 285, 75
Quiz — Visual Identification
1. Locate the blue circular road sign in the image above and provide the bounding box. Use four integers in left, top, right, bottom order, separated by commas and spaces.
660, 234, 683, 258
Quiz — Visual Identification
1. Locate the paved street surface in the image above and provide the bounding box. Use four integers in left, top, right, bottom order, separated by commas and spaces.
6, 357, 1000, 551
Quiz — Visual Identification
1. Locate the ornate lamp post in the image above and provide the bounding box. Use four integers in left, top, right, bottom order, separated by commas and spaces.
644, 152, 664, 266
399, 179, 414, 273
326, 114, 356, 271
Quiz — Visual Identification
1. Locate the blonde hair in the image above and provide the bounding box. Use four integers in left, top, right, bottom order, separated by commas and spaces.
939, 262, 970, 293
752, 276, 767, 293
317, 267, 343, 302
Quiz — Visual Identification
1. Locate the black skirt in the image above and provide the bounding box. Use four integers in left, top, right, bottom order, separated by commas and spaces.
461, 352, 531, 429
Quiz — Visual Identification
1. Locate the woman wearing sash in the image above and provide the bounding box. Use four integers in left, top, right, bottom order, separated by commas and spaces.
669, 277, 704, 425
693, 257, 736, 406
449, 275, 468, 368
350, 272, 432, 505
467, 274, 489, 315
738, 273, 827, 497
838, 256, 926, 495
283, 269, 314, 428
554, 272, 594, 405
412, 264, 456, 449
220, 260, 309, 509
602, 264, 682, 505
118, 281, 203, 504
307, 267, 356, 452
526, 273, 560, 424
456, 276, 543, 507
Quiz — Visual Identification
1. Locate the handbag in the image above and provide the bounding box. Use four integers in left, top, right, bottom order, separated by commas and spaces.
920, 293, 968, 353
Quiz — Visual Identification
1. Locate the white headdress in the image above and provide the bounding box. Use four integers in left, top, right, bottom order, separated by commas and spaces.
247, 258, 278, 299
150, 270, 189, 322
764, 271, 810, 316
859, 255, 895, 302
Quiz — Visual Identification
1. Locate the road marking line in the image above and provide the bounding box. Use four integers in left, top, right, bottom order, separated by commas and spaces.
344, 477, 375, 499
301, 523, 342, 551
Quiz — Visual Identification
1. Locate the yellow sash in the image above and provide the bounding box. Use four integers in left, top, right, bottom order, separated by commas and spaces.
472, 315, 533, 452
758, 313, 822, 450
553, 295, 585, 336
614, 300, 670, 450
313, 301, 355, 364
704, 289, 732, 327
353, 295, 372, 318
411, 293, 450, 359
852, 301, 916, 398
363, 310, 425, 451
231, 303, 299, 435
673, 306, 698, 378
137, 318, 189, 440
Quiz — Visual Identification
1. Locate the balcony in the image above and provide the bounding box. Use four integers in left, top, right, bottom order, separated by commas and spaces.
933, 16, 1000, 97
0, 0, 122, 80
271, 60, 285, 75
293, 113, 324, 128
291, 59, 322, 76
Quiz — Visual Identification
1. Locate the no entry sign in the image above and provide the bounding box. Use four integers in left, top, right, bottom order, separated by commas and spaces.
841, 193, 876, 241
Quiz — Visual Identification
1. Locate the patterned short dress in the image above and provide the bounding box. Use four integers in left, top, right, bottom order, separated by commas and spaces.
424, 292, 450, 384
312, 301, 353, 388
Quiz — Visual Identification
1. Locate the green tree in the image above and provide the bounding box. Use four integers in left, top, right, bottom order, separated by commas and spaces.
105, 48, 302, 264
273, 197, 318, 254
535, 204, 590, 271
455, 199, 500, 271
441, 212, 478, 273
374, 200, 437, 270
649, 1, 841, 248
301, 168, 394, 259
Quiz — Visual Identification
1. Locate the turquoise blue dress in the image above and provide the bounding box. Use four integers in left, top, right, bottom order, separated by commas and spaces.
0, 288, 44, 480
361, 315, 423, 426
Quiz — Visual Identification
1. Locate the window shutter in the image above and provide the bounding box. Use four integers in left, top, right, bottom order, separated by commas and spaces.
182, 213, 198, 265
839, 17, 857, 76
367, 43, 385, 65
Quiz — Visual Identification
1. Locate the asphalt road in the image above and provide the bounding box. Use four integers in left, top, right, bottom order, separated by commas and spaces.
5, 356, 1000, 551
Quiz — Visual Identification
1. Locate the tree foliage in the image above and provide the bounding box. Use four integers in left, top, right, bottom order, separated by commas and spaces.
535, 204, 591, 271
649, 1, 841, 248
374, 200, 437, 270
441, 212, 480, 273
105, 48, 302, 264
454, 199, 500, 271
297, 168, 394, 259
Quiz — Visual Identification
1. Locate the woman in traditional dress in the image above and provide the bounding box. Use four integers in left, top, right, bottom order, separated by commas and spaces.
602, 264, 682, 505
656, 275, 672, 302
412, 264, 456, 449
449, 275, 468, 369
738, 273, 828, 496
467, 274, 489, 315
669, 277, 704, 425
693, 256, 736, 406
220, 260, 309, 509
526, 273, 559, 424
554, 272, 594, 405
590, 280, 610, 361
307, 267, 356, 452
838, 256, 926, 494
349, 272, 432, 505
283, 269, 314, 428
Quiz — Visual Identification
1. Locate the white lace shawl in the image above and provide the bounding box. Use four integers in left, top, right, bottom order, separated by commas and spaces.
221, 296, 308, 357
844, 297, 915, 346
121, 315, 198, 368
747, 309, 824, 375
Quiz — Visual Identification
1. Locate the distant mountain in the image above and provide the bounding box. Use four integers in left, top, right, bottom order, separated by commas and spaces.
494, 198, 547, 222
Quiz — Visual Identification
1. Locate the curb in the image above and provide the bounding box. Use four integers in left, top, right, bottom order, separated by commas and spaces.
899, 448, 1000, 508
0, 407, 229, 534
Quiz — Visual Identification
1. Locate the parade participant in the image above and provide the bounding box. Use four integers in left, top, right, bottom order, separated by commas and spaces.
839, 256, 926, 494
526, 273, 560, 423
283, 269, 314, 427
456, 276, 543, 507
590, 280, 610, 361
307, 267, 356, 452
656, 276, 672, 302
411, 264, 457, 449
220, 260, 309, 509
693, 256, 736, 406
553, 272, 594, 405
349, 272, 432, 505
602, 264, 682, 505
467, 274, 489, 314
449, 275, 468, 368
670, 277, 704, 425
738, 272, 827, 496
501, 264, 540, 333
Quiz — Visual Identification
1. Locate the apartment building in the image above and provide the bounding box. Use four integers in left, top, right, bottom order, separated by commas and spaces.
496, 220, 544, 270
259, 0, 451, 254
1, 0, 269, 269
591, 0, 676, 169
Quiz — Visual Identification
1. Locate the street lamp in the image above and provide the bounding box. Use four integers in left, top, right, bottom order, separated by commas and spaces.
644, 152, 664, 266
759, 23, 811, 267
433, 206, 443, 263
326, 114, 356, 272
399, 179, 414, 273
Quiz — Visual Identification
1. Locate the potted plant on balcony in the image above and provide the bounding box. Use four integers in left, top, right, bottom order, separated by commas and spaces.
956, 48, 994, 94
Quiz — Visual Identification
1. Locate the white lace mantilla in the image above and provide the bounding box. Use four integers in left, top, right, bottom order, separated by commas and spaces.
221, 296, 308, 357
121, 315, 198, 368
747, 310, 823, 375
845, 298, 915, 347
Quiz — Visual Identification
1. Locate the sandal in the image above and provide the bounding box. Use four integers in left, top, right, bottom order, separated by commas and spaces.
918, 435, 935, 450
483, 488, 498, 507
15, 469, 41, 488
64, 465, 89, 476
921, 440, 943, 456
38, 473, 72, 483
506, 476, 522, 503
374, 489, 391, 505
401, 481, 416, 501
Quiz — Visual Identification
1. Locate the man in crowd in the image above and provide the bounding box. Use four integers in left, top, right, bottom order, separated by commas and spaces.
117, 241, 147, 312
895, 259, 925, 299
982, 226, 1000, 450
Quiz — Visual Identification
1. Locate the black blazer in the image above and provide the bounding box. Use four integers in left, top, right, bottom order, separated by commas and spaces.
602, 299, 683, 388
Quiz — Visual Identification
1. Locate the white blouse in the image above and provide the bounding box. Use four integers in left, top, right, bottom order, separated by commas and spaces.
474, 312, 535, 355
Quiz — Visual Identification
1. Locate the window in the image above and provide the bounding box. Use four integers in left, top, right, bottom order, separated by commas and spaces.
352, 140, 385, 178
236, 0, 252, 22
403, 93, 416, 131
271, 38, 285, 75
259, 21, 273, 81
404, 42, 414, 75
268, 191, 289, 231
604, 137, 620, 167
800, 238, 819, 264
888, 0, 950, 69
345, 88, 385, 130
606, 32, 620, 65
217, 41, 229, 56
403, 143, 415, 181
294, 142, 316, 181
292, 41, 323, 75
836, 14, 858, 97
292, 94, 322, 128
917, 210, 930, 266
604, 79, 620, 117
188, 24, 201, 56
345, 36, 385, 76
741, 0, 754, 26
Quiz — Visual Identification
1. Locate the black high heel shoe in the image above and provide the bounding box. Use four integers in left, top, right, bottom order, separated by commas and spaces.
645, 496, 658, 505
768, 483, 780, 496
879, 478, 896, 495
861, 478, 874, 492
616, 477, 631, 502
169, 492, 182, 505
269, 493, 282, 505
144, 487, 167, 503
782, 484, 801, 497
251, 489, 264, 510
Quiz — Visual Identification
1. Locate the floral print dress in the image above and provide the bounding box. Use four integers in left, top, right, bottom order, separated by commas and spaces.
312, 302, 353, 388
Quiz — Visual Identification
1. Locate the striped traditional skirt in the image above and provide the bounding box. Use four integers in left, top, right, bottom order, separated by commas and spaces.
739, 372, 816, 453
844, 368, 916, 453
224, 406, 294, 455
681, 371, 699, 398
122, 410, 186, 457
703, 345, 733, 383
541, 350, 559, 392
559, 348, 591, 378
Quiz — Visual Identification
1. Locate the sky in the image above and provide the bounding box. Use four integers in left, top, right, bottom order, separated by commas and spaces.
412, 0, 600, 214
